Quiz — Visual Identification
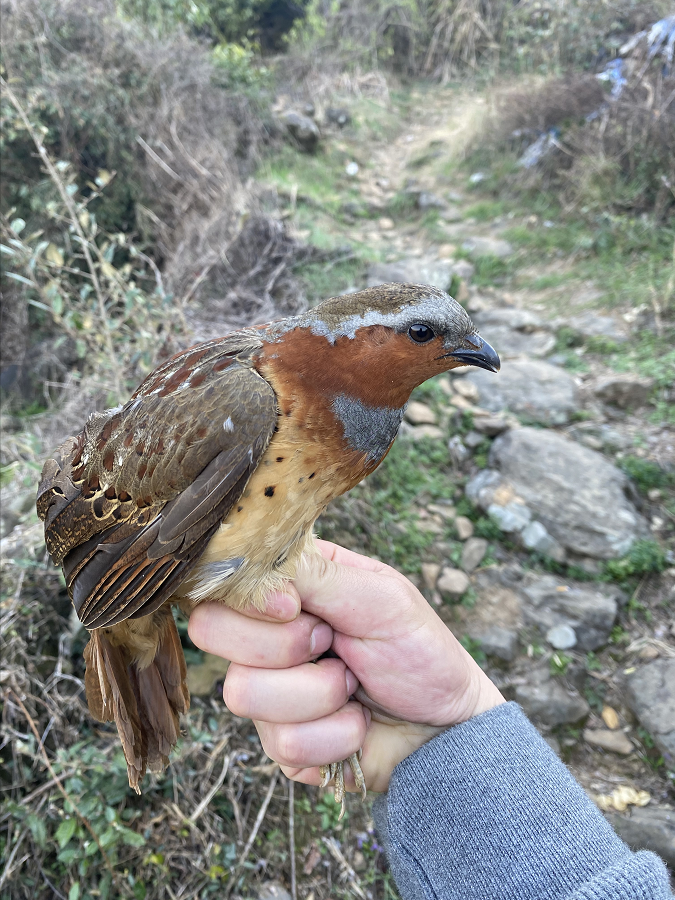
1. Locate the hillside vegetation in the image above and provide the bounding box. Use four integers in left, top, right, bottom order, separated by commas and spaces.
1, 1, 673, 897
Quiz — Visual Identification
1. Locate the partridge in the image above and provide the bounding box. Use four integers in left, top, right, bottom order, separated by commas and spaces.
37, 283, 499, 801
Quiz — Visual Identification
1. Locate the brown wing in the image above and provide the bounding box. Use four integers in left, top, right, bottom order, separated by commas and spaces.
37, 332, 278, 629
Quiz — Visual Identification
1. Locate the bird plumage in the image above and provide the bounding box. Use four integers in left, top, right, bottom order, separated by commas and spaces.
37, 282, 499, 791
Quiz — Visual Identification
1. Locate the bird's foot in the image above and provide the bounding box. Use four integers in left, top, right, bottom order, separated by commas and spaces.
319, 751, 366, 820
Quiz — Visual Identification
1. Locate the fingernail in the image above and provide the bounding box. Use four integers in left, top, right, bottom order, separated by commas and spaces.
310, 622, 333, 656
265, 592, 299, 620
345, 668, 359, 696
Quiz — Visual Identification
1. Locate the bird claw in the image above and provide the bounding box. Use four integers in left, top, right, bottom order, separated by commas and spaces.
319, 751, 366, 820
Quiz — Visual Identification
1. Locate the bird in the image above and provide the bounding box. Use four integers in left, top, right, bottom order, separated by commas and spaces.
37, 282, 499, 806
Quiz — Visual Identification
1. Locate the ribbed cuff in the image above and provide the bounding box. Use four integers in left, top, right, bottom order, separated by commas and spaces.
373, 702, 671, 900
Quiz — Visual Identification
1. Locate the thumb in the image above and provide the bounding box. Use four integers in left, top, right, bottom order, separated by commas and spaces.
293, 543, 419, 638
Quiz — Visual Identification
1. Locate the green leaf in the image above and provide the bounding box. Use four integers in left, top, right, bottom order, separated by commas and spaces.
52, 293, 64, 316
119, 826, 145, 847
55, 817, 77, 849
10, 217, 26, 234
68, 883, 80, 900
27, 813, 47, 848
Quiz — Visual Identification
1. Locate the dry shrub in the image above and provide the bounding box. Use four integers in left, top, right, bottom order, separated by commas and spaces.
493, 75, 605, 139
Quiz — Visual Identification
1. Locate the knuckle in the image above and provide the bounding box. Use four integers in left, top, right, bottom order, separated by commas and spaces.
222, 668, 247, 716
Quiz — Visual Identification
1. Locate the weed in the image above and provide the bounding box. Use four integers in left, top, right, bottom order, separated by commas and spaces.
604, 540, 667, 583
585, 652, 603, 673
550, 652, 573, 676
619, 456, 674, 495
471, 254, 513, 286
474, 516, 503, 541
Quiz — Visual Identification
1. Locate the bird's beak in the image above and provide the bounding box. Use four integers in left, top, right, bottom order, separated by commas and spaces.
446, 334, 501, 373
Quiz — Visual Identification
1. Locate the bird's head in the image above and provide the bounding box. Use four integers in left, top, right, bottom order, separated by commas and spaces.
300, 282, 499, 375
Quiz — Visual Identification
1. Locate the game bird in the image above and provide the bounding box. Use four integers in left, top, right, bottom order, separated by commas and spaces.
37, 283, 500, 806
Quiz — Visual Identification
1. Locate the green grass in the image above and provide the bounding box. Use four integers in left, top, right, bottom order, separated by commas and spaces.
604, 539, 667, 583
619, 456, 674, 494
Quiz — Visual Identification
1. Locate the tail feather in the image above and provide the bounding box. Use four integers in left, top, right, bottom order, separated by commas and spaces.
83, 610, 190, 792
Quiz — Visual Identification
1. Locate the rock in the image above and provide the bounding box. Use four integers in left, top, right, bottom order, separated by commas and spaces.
473, 415, 510, 436
325, 107, 350, 127
417, 191, 446, 210
279, 110, 320, 152
421, 562, 441, 590
583, 729, 634, 755
451, 260, 475, 282
488, 501, 532, 534
258, 883, 292, 900
437, 567, 470, 598
516, 680, 590, 726
378, 216, 395, 230
345, 161, 359, 176
405, 424, 444, 441
467, 360, 579, 425
462, 236, 514, 258
546, 624, 577, 650
463, 430, 485, 449
477, 626, 518, 662
601, 705, 621, 730
520, 573, 619, 651
462, 537, 488, 572
448, 435, 470, 464
187, 653, 229, 696
560, 310, 628, 345
594, 374, 654, 409
471, 308, 555, 359
605, 808, 675, 868
626, 659, 675, 760
520, 520, 566, 562
440, 206, 463, 222
405, 401, 437, 425
488, 428, 647, 559
452, 379, 480, 402
367, 256, 453, 291
455, 516, 474, 540
427, 502, 456, 521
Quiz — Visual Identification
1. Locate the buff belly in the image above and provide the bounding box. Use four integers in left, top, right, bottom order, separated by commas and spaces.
174, 421, 360, 613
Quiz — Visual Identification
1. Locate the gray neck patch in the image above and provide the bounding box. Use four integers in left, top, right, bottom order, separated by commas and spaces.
332, 394, 406, 463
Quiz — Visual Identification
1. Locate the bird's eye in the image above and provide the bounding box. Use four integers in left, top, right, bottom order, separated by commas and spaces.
408, 324, 435, 343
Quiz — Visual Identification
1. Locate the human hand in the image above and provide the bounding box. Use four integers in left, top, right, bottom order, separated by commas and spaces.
188, 541, 504, 792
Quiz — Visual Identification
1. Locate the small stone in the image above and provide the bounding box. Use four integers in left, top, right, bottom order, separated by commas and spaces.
604, 808, 675, 868
463, 430, 486, 450
467, 360, 579, 426
638, 645, 660, 661
488, 501, 532, 534
455, 516, 474, 540
449, 394, 474, 411
440, 206, 463, 222
405, 401, 437, 425
421, 562, 441, 591
478, 626, 518, 662
602, 706, 620, 730
437, 567, 470, 598
626, 659, 675, 758
352, 850, 367, 872
546, 624, 577, 650
521, 520, 566, 561
408, 424, 444, 441
279, 110, 320, 152
516, 680, 590, 726
427, 503, 456, 521
345, 161, 359, 176
453, 380, 480, 402
451, 259, 475, 282
325, 107, 350, 127
417, 191, 445, 209
473, 416, 510, 436
584, 729, 634, 755
258, 883, 292, 900
462, 537, 488, 572
647, 488, 662, 501
594, 374, 654, 409
462, 236, 513, 258
378, 216, 395, 230
448, 435, 470, 464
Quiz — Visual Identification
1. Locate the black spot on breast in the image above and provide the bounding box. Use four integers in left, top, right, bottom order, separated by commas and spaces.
264, 486, 275, 497
237, 506, 243, 512
276, 457, 284, 462
308, 472, 316, 479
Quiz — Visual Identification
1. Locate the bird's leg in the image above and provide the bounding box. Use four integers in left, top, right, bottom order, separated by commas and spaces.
319, 751, 367, 820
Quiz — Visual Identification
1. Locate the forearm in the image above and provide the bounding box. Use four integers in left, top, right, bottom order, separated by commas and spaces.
373, 703, 671, 900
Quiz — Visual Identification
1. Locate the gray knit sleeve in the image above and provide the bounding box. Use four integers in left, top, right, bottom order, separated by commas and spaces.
372, 702, 671, 900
